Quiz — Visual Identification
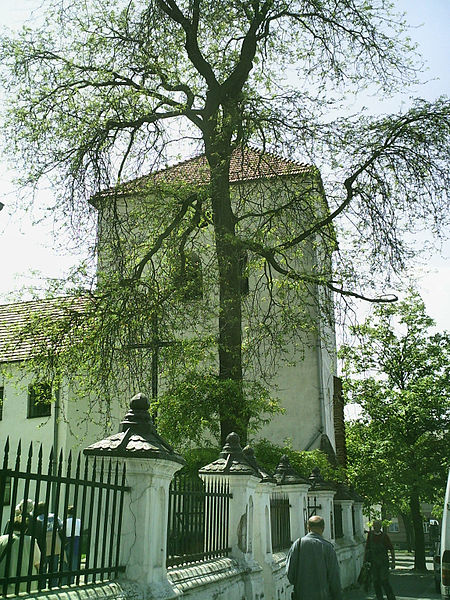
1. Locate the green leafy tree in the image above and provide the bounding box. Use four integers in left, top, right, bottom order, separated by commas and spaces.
1, 1, 449, 444
342, 293, 450, 570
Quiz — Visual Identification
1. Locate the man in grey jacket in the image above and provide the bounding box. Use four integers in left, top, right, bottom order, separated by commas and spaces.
286, 515, 343, 600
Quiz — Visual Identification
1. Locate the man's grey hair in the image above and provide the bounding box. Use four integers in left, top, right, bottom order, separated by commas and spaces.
308, 515, 325, 532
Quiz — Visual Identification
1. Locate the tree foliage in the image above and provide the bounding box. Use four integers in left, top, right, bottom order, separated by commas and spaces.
251, 437, 346, 483
341, 293, 450, 570
1, 1, 450, 444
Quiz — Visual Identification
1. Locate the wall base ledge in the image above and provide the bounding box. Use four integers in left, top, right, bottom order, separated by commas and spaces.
168, 557, 259, 593
270, 551, 288, 570
7, 582, 133, 600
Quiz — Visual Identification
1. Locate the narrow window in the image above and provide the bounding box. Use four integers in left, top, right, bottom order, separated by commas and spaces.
28, 382, 52, 418
388, 519, 400, 533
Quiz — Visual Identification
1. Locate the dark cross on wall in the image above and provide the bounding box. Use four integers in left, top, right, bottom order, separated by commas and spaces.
126, 314, 175, 400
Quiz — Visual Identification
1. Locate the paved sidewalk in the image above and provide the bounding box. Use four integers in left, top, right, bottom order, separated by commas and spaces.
343, 553, 440, 600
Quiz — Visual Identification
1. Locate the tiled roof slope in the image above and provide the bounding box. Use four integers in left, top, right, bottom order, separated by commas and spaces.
96, 146, 313, 200
0, 297, 87, 364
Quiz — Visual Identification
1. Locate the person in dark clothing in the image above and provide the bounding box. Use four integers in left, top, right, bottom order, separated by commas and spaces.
34, 502, 65, 587
286, 515, 343, 600
364, 520, 396, 600
64, 505, 81, 583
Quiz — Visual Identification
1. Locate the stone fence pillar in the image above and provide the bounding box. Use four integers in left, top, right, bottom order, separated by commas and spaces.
307, 467, 336, 542
84, 393, 185, 599
334, 483, 356, 543
350, 487, 366, 541
273, 455, 310, 543
199, 434, 264, 599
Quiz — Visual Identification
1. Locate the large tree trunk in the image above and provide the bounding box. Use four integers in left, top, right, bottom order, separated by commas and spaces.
206, 141, 247, 446
409, 492, 427, 571
399, 510, 414, 552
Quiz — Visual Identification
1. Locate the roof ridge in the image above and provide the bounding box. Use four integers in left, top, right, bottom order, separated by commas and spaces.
153, 150, 206, 176
0, 295, 84, 310
151, 144, 310, 176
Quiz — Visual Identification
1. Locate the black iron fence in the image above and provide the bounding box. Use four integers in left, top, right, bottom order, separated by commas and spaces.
304, 494, 322, 531
334, 503, 343, 539
0, 438, 129, 597
270, 492, 291, 552
167, 470, 231, 567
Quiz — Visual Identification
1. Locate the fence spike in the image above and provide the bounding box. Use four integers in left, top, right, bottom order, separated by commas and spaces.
37, 444, 43, 473
15, 439, 22, 470
66, 450, 73, 478
2, 436, 9, 469
83, 453, 89, 483
75, 450, 81, 479
26, 441, 33, 471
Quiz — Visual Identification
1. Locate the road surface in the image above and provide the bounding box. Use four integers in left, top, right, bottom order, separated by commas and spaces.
343, 552, 440, 600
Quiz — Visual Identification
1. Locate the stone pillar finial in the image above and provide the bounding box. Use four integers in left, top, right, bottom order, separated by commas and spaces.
84, 393, 184, 463
119, 392, 154, 434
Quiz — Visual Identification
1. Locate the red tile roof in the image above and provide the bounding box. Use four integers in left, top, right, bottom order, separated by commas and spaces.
0, 297, 87, 363
95, 146, 313, 200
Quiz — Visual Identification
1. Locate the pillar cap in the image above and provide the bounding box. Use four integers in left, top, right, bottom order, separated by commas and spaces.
308, 466, 336, 492
84, 393, 185, 464
199, 432, 260, 477
273, 455, 308, 485
349, 484, 365, 503
243, 446, 275, 483
334, 482, 354, 501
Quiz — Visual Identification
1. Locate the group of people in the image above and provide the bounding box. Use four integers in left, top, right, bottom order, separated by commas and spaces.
0, 500, 81, 593
286, 515, 397, 600
3, 499, 396, 598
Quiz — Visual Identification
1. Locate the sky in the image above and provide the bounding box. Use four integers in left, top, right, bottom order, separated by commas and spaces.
0, 0, 449, 329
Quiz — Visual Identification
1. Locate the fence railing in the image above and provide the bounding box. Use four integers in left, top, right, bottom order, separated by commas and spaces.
0, 438, 129, 597
270, 492, 291, 552
167, 471, 232, 567
304, 494, 322, 531
334, 503, 344, 539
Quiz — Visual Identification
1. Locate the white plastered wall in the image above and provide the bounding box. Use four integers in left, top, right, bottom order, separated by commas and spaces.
94, 172, 338, 452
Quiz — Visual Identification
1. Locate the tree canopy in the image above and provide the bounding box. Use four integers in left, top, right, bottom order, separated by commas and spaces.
1, 0, 449, 445
341, 293, 450, 570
